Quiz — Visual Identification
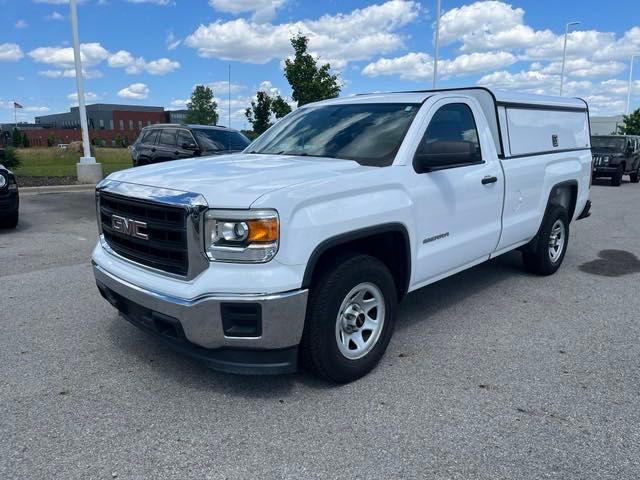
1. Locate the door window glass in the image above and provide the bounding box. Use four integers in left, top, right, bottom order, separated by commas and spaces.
420, 103, 481, 160
159, 129, 177, 147
177, 130, 195, 147
141, 129, 159, 145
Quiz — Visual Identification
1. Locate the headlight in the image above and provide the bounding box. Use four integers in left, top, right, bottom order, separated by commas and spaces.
0, 175, 6, 188
602, 156, 610, 165
204, 209, 279, 263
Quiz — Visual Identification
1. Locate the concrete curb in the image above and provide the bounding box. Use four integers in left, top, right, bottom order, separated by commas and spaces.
20, 184, 96, 195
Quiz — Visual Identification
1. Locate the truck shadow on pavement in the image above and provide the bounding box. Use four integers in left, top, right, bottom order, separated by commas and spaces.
106, 251, 528, 395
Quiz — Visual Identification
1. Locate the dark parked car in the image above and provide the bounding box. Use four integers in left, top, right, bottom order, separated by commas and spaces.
0, 154, 19, 229
591, 135, 640, 186
130, 124, 251, 167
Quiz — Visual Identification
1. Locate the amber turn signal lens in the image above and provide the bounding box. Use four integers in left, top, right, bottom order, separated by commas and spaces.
247, 218, 278, 243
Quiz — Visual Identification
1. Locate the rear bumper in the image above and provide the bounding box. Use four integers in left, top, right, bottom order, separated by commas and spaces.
93, 263, 308, 374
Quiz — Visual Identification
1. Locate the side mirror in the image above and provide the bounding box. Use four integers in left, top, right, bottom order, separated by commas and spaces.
414, 140, 480, 173
182, 142, 198, 150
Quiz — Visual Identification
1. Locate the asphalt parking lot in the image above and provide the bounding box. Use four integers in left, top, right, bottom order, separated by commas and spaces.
1, 181, 639, 479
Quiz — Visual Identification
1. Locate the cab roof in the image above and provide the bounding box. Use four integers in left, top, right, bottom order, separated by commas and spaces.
310, 87, 588, 111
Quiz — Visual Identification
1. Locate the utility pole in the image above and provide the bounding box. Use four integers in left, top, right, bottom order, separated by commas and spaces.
560, 21, 580, 96
70, 0, 102, 183
627, 55, 638, 114
432, 0, 441, 89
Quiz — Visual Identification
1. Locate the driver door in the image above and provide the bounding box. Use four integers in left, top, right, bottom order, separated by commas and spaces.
410, 98, 504, 286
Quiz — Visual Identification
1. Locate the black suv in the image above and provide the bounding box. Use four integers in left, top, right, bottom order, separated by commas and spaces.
131, 124, 251, 167
591, 135, 640, 186
0, 154, 19, 229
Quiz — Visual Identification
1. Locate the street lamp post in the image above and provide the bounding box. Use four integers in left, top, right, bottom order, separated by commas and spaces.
627, 55, 638, 115
69, 0, 102, 184
559, 21, 580, 96
432, 0, 441, 89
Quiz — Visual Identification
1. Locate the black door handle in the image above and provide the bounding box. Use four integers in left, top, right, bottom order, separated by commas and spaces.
482, 175, 498, 185
150, 147, 156, 152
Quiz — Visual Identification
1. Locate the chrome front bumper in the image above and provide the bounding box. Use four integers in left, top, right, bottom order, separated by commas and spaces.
93, 263, 308, 373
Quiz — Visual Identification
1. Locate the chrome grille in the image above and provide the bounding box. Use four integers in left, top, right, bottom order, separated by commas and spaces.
99, 192, 189, 275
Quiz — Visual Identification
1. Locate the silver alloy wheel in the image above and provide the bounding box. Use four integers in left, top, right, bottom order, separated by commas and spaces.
548, 219, 566, 263
335, 282, 386, 360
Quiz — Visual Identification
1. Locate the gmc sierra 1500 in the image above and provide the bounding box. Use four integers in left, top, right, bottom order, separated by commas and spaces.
92, 87, 592, 383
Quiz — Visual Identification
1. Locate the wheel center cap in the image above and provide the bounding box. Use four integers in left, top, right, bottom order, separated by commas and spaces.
342, 303, 365, 333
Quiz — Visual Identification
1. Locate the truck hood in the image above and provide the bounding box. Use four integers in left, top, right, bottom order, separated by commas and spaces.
106, 153, 365, 208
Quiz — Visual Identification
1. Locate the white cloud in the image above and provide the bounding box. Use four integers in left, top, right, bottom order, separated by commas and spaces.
28, 43, 179, 75
169, 99, 189, 109
29, 43, 109, 68
118, 83, 149, 100
24, 106, 51, 113
107, 50, 179, 75
15, 20, 28, 29
209, 0, 288, 23
186, 0, 420, 66
67, 91, 101, 106
46, 11, 65, 20
166, 31, 181, 50
196, 81, 245, 94
438, 1, 555, 53
538, 59, 626, 79
38, 69, 103, 79
362, 51, 516, 80
0, 43, 24, 62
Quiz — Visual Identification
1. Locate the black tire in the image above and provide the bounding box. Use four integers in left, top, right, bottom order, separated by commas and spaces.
300, 254, 397, 383
522, 204, 569, 276
630, 165, 640, 183
611, 166, 623, 186
0, 210, 18, 229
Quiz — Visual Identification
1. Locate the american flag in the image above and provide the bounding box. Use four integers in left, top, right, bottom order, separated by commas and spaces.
13, 102, 23, 109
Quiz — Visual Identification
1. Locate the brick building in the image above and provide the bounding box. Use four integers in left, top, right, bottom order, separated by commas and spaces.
28, 104, 171, 146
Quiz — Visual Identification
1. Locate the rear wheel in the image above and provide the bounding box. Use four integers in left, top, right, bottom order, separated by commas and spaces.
522, 205, 569, 276
300, 254, 397, 383
611, 165, 623, 186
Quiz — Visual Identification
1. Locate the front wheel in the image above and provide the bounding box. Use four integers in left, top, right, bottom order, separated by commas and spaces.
611, 166, 623, 186
522, 205, 569, 276
300, 254, 397, 383
630, 165, 640, 183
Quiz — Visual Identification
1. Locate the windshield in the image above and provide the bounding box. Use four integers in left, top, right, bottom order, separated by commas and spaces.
192, 129, 250, 152
591, 136, 626, 151
247, 103, 420, 166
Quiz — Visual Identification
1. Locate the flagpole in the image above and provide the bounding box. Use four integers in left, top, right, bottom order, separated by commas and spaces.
69, 0, 102, 183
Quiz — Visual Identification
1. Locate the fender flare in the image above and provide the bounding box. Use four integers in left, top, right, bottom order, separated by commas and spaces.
301, 222, 412, 297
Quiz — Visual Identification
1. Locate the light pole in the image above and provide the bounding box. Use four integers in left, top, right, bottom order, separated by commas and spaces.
69, 0, 102, 183
559, 21, 580, 96
432, 0, 441, 89
627, 55, 638, 114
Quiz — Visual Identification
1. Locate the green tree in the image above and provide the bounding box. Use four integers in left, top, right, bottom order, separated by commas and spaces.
185, 85, 219, 125
618, 108, 640, 135
21, 132, 29, 148
1, 146, 20, 169
245, 91, 273, 135
271, 95, 292, 119
284, 34, 340, 107
47, 133, 56, 147
11, 128, 21, 148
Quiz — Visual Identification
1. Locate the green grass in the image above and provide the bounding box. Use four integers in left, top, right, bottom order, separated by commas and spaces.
13, 147, 132, 177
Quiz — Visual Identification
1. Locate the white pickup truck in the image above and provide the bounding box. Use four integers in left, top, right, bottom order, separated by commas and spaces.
93, 87, 592, 383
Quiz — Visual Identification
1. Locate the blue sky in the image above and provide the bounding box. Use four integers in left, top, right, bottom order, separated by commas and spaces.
1, 0, 639, 129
